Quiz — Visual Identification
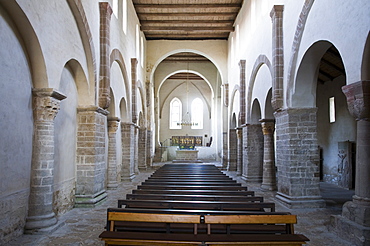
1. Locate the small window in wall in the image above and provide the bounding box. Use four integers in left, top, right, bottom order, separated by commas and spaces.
113, 0, 118, 17
329, 97, 336, 123
191, 98, 203, 129
122, 0, 127, 33
170, 98, 182, 129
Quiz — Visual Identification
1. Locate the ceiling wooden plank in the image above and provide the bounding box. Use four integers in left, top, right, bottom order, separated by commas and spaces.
137, 12, 239, 17
140, 20, 233, 24
134, 4, 242, 9
141, 26, 234, 31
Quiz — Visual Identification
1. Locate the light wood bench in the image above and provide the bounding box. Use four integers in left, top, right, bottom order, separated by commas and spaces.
99, 210, 309, 246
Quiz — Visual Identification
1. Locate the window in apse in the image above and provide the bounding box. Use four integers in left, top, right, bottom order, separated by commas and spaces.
170, 98, 182, 129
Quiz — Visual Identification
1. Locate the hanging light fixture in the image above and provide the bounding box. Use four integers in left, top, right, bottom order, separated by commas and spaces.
177, 57, 198, 127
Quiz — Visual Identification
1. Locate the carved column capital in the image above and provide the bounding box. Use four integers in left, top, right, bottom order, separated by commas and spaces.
342, 80, 370, 121
32, 88, 66, 122
236, 127, 243, 139
270, 5, 284, 19
108, 117, 120, 132
260, 119, 275, 135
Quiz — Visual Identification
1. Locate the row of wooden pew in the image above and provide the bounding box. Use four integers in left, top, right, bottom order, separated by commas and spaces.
99, 163, 309, 245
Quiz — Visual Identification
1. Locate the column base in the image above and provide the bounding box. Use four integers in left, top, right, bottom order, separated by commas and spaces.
241, 175, 262, 183
107, 182, 118, 190
121, 173, 136, 182
330, 214, 370, 246
276, 192, 326, 209
75, 190, 107, 208
261, 183, 277, 191
24, 212, 63, 234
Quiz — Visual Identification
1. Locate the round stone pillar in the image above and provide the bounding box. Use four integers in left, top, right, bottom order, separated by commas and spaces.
25, 88, 66, 234
342, 81, 370, 224
107, 117, 120, 189
332, 80, 370, 246
260, 119, 277, 191
236, 127, 243, 176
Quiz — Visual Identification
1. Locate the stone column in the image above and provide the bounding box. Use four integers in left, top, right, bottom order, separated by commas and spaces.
131, 58, 138, 124
236, 127, 243, 176
222, 131, 229, 170
260, 119, 277, 191
138, 126, 147, 170
75, 106, 108, 207
25, 88, 66, 234
331, 81, 370, 246
98, 2, 112, 109
121, 122, 136, 181
228, 128, 237, 171
134, 125, 139, 174
242, 124, 264, 182
146, 129, 153, 168
107, 117, 120, 189
275, 108, 325, 208
270, 5, 284, 111
239, 60, 246, 124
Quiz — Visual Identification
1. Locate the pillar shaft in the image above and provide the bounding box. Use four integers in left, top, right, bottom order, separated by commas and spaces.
131, 58, 138, 124
331, 81, 370, 246
25, 88, 66, 233
236, 127, 243, 175
275, 108, 325, 208
121, 122, 136, 181
270, 5, 284, 110
228, 129, 237, 171
98, 2, 112, 109
242, 124, 263, 182
239, 60, 246, 124
75, 106, 108, 207
107, 117, 120, 189
138, 127, 148, 170
146, 129, 153, 168
260, 120, 277, 191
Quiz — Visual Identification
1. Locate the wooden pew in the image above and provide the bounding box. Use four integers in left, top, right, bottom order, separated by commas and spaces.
137, 184, 248, 191
126, 193, 263, 202
117, 199, 275, 212
99, 210, 309, 246
132, 189, 255, 196
140, 181, 242, 186
147, 177, 234, 181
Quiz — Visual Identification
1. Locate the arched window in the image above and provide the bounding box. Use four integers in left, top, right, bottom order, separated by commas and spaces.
170, 98, 182, 129
191, 98, 203, 129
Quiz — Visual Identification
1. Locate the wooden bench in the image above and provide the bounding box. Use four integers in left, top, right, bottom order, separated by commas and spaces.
137, 185, 248, 191
118, 199, 275, 212
111, 207, 288, 215
99, 210, 309, 246
147, 178, 234, 182
126, 193, 264, 202
132, 189, 255, 196
140, 181, 242, 186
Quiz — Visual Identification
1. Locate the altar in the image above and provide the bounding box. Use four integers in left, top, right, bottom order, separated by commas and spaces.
171, 135, 203, 163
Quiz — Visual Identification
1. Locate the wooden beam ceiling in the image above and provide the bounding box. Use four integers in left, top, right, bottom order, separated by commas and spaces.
132, 0, 243, 40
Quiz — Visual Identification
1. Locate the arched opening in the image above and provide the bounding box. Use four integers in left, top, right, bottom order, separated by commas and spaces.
315, 45, 356, 188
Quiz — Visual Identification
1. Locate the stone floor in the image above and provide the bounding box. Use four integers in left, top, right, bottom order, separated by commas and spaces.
7, 162, 355, 246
